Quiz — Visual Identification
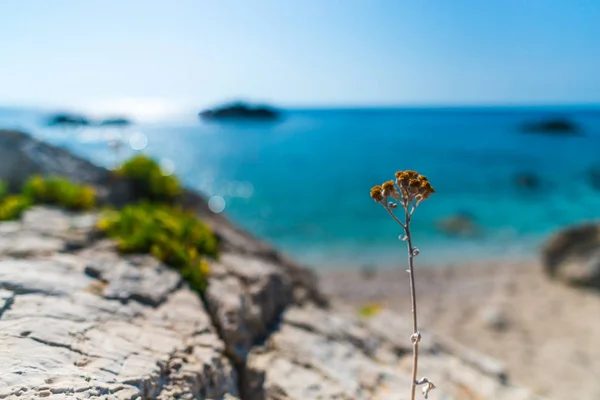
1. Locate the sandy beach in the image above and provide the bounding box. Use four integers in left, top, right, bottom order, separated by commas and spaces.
319, 258, 600, 400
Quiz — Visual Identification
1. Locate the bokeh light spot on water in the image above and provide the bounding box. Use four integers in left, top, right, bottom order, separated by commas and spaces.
223, 180, 255, 199
237, 181, 255, 198
107, 139, 123, 150
208, 195, 226, 213
128, 132, 148, 150
160, 158, 176, 176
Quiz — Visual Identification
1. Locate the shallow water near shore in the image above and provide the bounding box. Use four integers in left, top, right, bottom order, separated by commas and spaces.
2, 106, 599, 269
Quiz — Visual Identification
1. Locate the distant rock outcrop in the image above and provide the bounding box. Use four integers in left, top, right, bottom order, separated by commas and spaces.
542, 223, 600, 287
520, 117, 582, 136
97, 117, 132, 127
199, 102, 280, 121
46, 114, 133, 129
46, 113, 91, 127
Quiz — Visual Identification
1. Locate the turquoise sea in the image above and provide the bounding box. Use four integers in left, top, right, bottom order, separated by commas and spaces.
1, 107, 599, 269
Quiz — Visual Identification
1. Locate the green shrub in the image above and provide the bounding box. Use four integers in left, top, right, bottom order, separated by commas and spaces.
97, 202, 217, 292
0, 195, 32, 221
0, 180, 7, 199
22, 175, 96, 211
117, 155, 181, 203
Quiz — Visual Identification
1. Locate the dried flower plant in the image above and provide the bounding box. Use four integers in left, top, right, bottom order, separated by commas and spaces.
370, 170, 436, 399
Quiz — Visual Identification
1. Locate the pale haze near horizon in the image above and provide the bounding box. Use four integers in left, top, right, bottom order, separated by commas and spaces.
1, 0, 599, 119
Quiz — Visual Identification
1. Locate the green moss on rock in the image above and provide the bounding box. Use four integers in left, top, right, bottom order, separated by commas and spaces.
117, 155, 181, 203
0, 195, 32, 221
0, 176, 95, 220
23, 175, 96, 210
97, 202, 218, 292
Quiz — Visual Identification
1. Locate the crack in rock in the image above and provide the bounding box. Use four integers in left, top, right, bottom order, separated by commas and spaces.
25, 336, 92, 358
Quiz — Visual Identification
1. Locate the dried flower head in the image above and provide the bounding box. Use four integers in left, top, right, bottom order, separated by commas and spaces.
370, 185, 384, 203
395, 170, 412, 186
396, 170, 420, 189
381, 180, 397, 197
408, 178, 420, 188
394, 172, 435, 203
405, 170, 419, 179
420, 181, 435, 200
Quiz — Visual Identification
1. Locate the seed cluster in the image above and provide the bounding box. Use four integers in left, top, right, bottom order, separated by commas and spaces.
370, 170, 435, 206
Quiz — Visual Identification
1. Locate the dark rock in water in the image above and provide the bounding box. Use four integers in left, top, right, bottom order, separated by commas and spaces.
520, 117, 582, 136
513, 172, 541, 190
588, 165, 600, 191
542, 223, 600, 288
199, 102, 280, 121
46, 113, 91, 127
98, 117, 132, 127
436, 212, 481, 238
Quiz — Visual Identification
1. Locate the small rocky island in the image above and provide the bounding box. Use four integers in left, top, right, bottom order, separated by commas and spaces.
46, 113, 132, 128
46, 113, 91, 127
97, 117, 132, 127
199, 102, 280, 121
520, 117, 582, 136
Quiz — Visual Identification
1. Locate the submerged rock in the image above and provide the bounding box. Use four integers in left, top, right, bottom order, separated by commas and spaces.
520, 117, 582, 136
436, 212, 482, 238
588, 165, 600, 191
513, 172, 541, 190
542, 223, 600, 287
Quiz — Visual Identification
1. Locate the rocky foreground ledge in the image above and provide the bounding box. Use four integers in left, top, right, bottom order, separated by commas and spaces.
0, 131, 543, 399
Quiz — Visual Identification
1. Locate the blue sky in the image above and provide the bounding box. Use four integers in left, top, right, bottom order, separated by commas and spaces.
1, 0, 599, 116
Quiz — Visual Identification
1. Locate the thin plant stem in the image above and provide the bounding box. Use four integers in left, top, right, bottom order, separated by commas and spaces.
404, 204, 419, 400
384, 203, 406, 230
385, 200, 420, 400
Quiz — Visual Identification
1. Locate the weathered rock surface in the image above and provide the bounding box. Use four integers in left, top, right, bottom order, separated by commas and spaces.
0, 208, 239, 399
205, 253, 293, 364
0, 130, 109, 193
542, 223, 600, 287
244, 306, 542, 400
